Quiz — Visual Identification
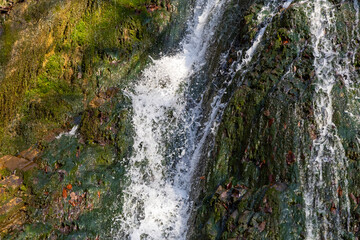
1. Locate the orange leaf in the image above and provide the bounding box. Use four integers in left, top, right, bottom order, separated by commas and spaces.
66, 184, 72, 190
330, 202, 337, 214
62, 188, 67, 198
199, 176, 205, 180
97, 191, 101, 199
337, 186, 343, 197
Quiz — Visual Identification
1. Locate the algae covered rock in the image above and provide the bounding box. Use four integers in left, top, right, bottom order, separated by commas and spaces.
0, 0, 177, 238
189, 0, 360, 239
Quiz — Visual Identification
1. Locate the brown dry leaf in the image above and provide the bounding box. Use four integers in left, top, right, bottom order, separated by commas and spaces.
268, 118, 275, 127
337, 186, 343, 197
258, 221, 266, 232
62, 188, 67, 198
350, 193, 357, 204
331, 202, 336, 214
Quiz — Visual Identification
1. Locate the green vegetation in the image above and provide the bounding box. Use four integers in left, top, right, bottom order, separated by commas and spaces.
0, 0, 173, 155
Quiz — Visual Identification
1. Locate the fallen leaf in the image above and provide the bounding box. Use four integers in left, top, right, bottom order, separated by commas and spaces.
259, 159, 266, 168
350, 193, 357, 204
268, 118, 275, 127
226, 181, 232, 190
66, 184, 72, 190
62, 188, 67, 198
199, 176, 205, 180
337, 186, 343, 197
70, 192, 77, 201
286, 151, 296, 165
98, 191, 101, 199
331, 202, 336, 214
258, 221, 266, 232
222, 203, 228, 210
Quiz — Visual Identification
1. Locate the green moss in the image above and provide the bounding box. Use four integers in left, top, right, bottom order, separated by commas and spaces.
0, 22, 17, 66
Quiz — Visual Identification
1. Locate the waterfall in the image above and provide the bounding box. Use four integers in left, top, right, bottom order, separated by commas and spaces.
302, 0, 353, 239
110, 0, 360, 239
109, 0, 297, 239
111, 0, 229, 239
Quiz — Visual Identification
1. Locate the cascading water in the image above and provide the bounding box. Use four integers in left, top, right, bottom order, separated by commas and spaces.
111, 0, 229, 239
301, 0, 357, 239
110, 0, 296, 239
111, 0, 359, 239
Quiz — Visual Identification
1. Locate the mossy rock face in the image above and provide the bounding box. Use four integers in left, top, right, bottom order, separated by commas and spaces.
0, 0, 177, 238
190, 0, 360, 239
0, 0, 175, 156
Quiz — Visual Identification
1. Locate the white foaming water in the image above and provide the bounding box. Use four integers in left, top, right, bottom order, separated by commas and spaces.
55, 125, 78, 139
112, 0, 297, 239
111, 0, 228, 239
302, 0, 351, 239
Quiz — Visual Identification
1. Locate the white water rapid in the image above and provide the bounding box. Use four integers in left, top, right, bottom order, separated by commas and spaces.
111, 0, 228, 239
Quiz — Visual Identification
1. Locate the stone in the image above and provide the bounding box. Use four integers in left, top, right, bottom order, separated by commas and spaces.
0, 155, 37, 171
18, 146, 40, 162
0, 198, 23, 215
0, 175, 22, 190
0, 204, 26, 236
